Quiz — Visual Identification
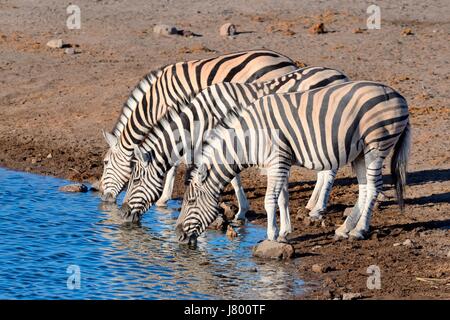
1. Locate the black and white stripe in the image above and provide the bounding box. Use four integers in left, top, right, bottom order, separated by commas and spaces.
120, 67, 349, 222
176, 81, 411, 243
100, 49, 297, 202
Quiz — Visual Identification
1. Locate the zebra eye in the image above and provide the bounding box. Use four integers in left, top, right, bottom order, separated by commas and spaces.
103, 160, 109, 165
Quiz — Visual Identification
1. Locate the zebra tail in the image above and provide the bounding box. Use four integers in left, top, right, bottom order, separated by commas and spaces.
390, 121, 411, 213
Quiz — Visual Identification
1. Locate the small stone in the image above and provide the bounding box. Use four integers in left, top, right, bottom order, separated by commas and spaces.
401, 28, 414, 36
46, 39, 64, 48
226, 225, 238, 239
153, 24, 178, 36
31, 158, 37, 164
294, 60, 307, 68
393, 242, 401, 247
219, 202, 238, 221
208, 215, 226, 231
402, 239, 413, 247
312, 263, 331, 273
321, 220, 328, 228
370, 232, 379, 241
199, 261, 210, 266
253, 240, 295, 260
342, 292, 363, 300
46, 153, 52, 159
447, 251, 450, 258
352, 28, 365, 34
219, 23, 237, 36
303, 217, 313, 226
248, 267, 258, 273
180, 30, 194, 37
309, 22, 326, 34
64, 47, 76, 55
59, 184, 88, 193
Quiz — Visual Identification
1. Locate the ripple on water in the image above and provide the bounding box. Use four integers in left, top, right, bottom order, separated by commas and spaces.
0, 168, 305, 299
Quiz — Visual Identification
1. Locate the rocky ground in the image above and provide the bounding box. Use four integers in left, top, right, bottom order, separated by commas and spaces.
0, 0, 449, 299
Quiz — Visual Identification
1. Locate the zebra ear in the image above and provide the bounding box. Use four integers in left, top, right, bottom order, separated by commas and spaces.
102, 130, 118, 149
197, 163, 208, 183
134, 146, 150, 166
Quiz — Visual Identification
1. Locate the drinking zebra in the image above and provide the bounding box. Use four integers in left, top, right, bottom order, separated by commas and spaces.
120, 67, 349, 222
175, 81, 411, 244
100, 49, 297, 203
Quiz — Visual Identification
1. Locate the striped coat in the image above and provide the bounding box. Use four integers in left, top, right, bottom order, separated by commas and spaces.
176, 81, 411, 244
100, 49, 297, 202
120, 67, 349, 222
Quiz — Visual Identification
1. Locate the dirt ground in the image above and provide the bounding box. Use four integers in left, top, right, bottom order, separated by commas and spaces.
0, 0, 449, 299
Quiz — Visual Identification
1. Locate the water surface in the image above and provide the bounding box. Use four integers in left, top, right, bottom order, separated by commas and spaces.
0, 168, 304, 299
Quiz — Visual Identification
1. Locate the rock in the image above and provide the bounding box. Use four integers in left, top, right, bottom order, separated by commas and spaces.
352, 28, 365, 34
393, 242, 401, 247
226, 225, 238, 239
208, 215, 226, 231
199, 261, 210, 266
401, 28, 414, 36
64, 48, 76, 55
219, 202, 238, 221
312, 263, 331, 273
248, 267, 258, 273
342, 292, 363, 300
402, 239, 413, 247
153, 24, 178, 36
253, 240, 295, 260
321, 220, 328, 228
31, 158, 37, 164
294, 60, 307, 68
309, 22, 326, 34
180, 30, 195, 37
59, 184, 88, 193
219, 23, 237, 36
46, 39, 64, 48
46, 153, 52, 159
447, 251, 450, 258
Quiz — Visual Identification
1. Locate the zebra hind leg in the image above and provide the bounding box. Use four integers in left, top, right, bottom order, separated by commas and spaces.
305, 171, 324, 211
277, 179, 291, 243
335, 155, 367, 239
156, 164, 179, 207
231, 174, 250, 223
348, 151, 384, 240
309, 169, 337, 220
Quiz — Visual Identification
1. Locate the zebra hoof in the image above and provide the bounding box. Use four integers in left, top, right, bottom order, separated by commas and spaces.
334, 227, 349, 240
349, 229, 368, 240
276, 235, 289, 243
309, 210, 325, 221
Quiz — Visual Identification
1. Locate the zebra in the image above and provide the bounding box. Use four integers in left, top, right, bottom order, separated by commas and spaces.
120, 67, 350, 222
175, 81, 411, 245
100, 49, 297, 203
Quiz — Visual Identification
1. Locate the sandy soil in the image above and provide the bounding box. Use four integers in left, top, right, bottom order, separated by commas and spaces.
0, 0, 449, 299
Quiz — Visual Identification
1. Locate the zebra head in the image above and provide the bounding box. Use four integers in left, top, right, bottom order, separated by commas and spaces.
120, 146, 164, 223
100, 130, 132, 203
175, 164, 220, 246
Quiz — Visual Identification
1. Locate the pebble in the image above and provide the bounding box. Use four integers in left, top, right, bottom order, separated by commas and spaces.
64, 48, 76, 55
58, 184, 88, 193
447, 251, 450, 258
393, 242, 401, 247
219, 202, 238, 221
342, 292, 363, 300
401, 28, 414, 36
46, 39, 64, 48
46, 153, 52, 159
312, 263, 331, 274
219, 23, 237, 36
252, 240, 295, 260
309, 22, 326, 34
402, 239, 413, 247
226, 225, 238, 239
208, 215, 226, 231
153, 24, 178, 36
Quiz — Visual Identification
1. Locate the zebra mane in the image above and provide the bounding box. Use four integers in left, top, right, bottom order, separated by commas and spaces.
111, 66, 167, 137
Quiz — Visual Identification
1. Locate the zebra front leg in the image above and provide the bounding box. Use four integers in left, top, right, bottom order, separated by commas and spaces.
231, 174, 250, 222
348, 154, 384, 240
156, 164, 178, 207
335, 156, 367, 239
264, 168, 289, 241
305, 171, 324, 211
277, 179, 291, 243
309, 169, 337, 220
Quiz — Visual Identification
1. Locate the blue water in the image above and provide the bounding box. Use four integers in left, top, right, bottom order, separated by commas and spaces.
0, 168, 304, 299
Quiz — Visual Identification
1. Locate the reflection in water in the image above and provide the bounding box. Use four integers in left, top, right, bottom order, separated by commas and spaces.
0, 168, 304, 299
